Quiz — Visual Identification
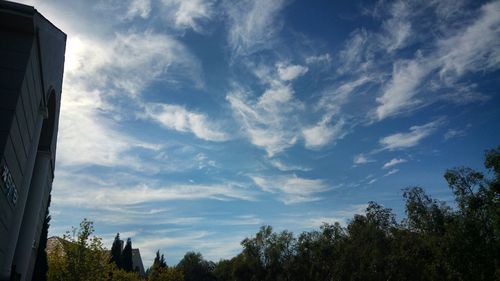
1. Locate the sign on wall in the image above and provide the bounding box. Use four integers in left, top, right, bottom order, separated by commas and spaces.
1, 162, 18, 206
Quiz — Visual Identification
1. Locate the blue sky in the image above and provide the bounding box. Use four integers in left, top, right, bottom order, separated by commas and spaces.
17, 0, 500, 267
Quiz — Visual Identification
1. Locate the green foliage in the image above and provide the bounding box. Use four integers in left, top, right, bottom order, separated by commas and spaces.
47, 219, 113, 281
111, 269, 141, 281
176, 252, 216, 281
148, 266, 184, 281
147, 250, 169, 281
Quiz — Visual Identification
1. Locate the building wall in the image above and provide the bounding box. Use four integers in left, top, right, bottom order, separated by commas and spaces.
0, 1, 65, 280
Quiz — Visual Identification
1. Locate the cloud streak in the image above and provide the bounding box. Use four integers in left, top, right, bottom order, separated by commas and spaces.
225, 0, 287, 56
250, 174, 329, 204
382, 158, 407, 169
144, 103, 228, 142
379, 119, 443, 150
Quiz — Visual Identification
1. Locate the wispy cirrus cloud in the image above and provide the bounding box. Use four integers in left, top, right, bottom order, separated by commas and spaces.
379, 119, 444, 150
225, 0, 287, 57
374, 57, 431, 120
66, 31, 203, 95
353, 153, 374, 166
144, 103, 228, 142
437, 1, 500, 80
161, 0, 215, 33
305, 53, 332, 65
373, 0, 500, 121
378, 1, 412, 53
227, 84, 300, 156
227, 61, 308, 156
269, 159, 311, 172
250, 174, 329, 204
382, 158, 407, 169
302, 117, 346, 149
384, 169, 399, 177
58, 30, 204, 167
443, 124, 471, 141
277, 62, 309, 81
53, 173, 255, 209
124, 0, 151, 20
337, 29, 372, 74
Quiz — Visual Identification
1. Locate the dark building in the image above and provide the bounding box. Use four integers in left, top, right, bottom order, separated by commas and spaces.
0, 1, 66, 280
131, 249, 146, 278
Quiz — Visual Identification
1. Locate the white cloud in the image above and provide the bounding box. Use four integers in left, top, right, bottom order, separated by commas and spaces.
215, 215, 263, 226
125, 0, 151, 19
66, 31, 203, 95
368, 178, 377, 184
379, 119, 443, 150
384, 169, 399, 177
353, 154, 373, 166
227, 83, 302, 156
161, 0, 214, 32
57, 30, 204, 167
305, 53, 332, 65
443, 128, 468, 141
276, 63, 308, 81
229, 58, 353, 155
437, 1, 500, 80
258, 84, 295, 109
53, 175, 255, 208
379, 1, 412, 53
382, 158, 407, 169
250, 174, 329, 204
269, 159, 311, 172
302, 118, 345, 149
57, 83, 157, 167
225, 0, 286, 56
317, 76, 372, 117
375, 58, 431, 120
337, 29, 372, 74
374, 1, 500, 121
144, 103, 228, 141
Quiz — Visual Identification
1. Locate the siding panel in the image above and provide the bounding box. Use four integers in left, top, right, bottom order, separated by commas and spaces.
23, 66, 38, 122
0, 109, 13, 133
3, 137, 23, 189
0, 31, 33, 54
9, 116, 27, 175
18, 87, 33, 142
0, 68, 24, 92
15, 104, 31, 158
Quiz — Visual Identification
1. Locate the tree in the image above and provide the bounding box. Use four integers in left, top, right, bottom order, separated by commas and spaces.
121, 238, 133, 272
148, 267, 184, 281
148, 250, 169, 281
441, 148, 500, 281
177, 252, 216, 281
110, 269, 141, 281
47, 219, 112, 281
110, 233, 122, 269
152, 250, 167, 269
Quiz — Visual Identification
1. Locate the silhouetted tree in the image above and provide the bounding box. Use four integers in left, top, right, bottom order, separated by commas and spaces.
110, 233, 122, 269
121, 238, 133, 272
177, 252, 216, 281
